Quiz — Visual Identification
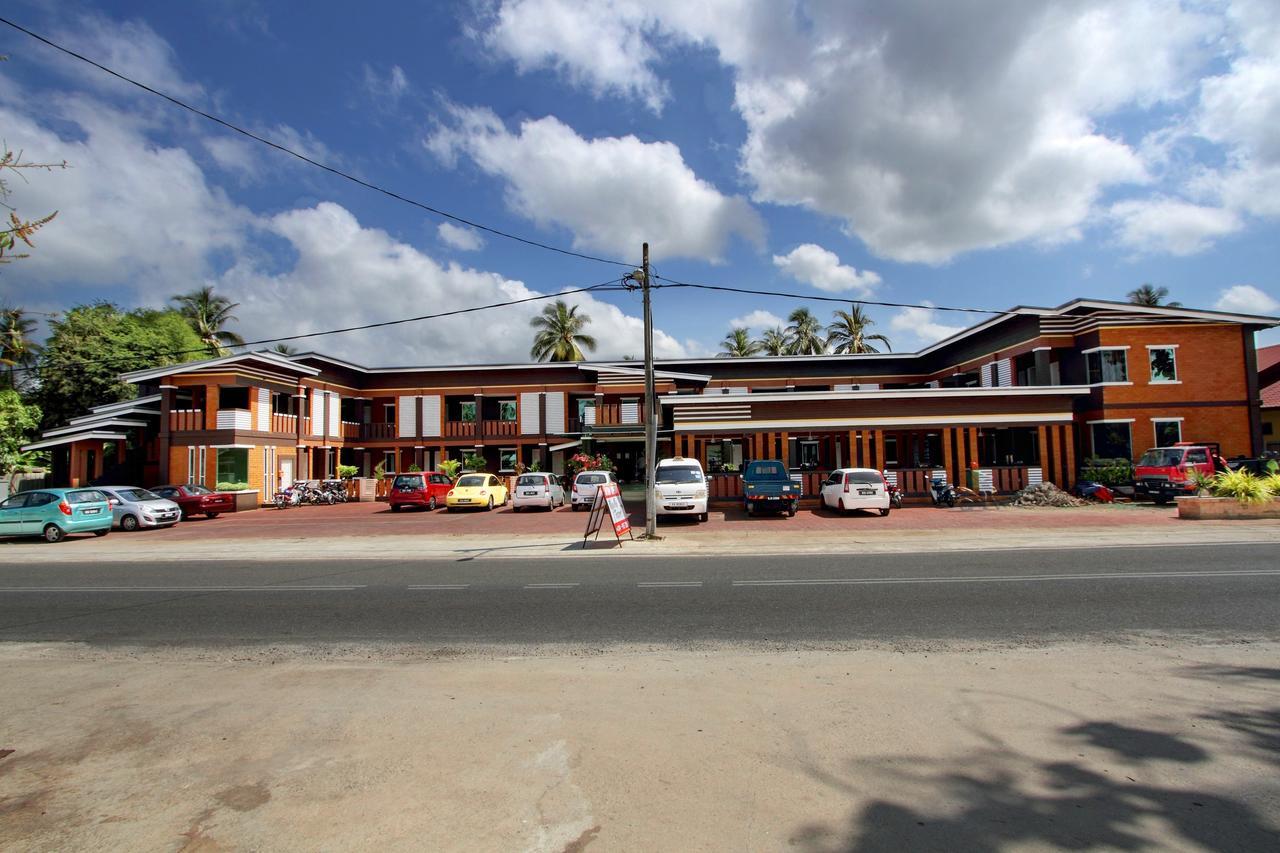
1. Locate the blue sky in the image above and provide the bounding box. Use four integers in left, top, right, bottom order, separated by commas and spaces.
2, 0, 1278, 365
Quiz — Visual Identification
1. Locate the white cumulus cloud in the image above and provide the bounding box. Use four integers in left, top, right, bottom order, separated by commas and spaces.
726, 309, 785, 332
772, 244, 880, 295
437, 222, 485, 251
425, 104, 764, 262
1214, 285, 1280, 317
1109, 198, 1242, 256
888, 303, 966, 349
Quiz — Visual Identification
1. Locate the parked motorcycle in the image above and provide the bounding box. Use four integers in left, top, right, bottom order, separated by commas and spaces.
273, 484, 304, 509
884, 475, 903, 509
929, 477, 958, 508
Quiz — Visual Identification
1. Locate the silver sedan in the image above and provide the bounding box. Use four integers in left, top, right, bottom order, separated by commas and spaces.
99, 486, 183, 531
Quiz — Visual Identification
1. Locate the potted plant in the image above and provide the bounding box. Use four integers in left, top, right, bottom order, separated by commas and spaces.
337, 464, 358, 480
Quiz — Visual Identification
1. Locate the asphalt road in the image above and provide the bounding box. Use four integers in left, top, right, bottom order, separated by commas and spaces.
2, 543, 1279, 646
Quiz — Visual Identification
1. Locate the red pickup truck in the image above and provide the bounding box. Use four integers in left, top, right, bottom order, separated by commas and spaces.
1133, 442, 1228, 504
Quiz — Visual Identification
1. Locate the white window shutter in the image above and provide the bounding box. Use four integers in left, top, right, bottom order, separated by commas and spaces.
310, 390, 324, 436
327, 392, 340, 437
397, 395, 417, 438
519, 392, 540, 434
996, 359, 1012, 387
420, 395, 441, 437
544, 392, 566, 434
256, 387, 269, 432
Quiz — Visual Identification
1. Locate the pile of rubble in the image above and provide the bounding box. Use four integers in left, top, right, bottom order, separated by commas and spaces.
1011, 482, 1087, 507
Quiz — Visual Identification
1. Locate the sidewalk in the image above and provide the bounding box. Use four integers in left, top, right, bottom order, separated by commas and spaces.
5, 501, 1279, 562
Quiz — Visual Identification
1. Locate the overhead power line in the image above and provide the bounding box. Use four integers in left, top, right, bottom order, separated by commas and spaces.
651, 274, 1043, 317
0, 16, 638, 270
9, 281, 626, 378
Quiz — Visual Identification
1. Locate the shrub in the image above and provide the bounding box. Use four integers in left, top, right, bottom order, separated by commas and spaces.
336, 464, 358, 479
216, 481, 251, 492
1210, 469, 1270, 505
1078, 457, 1133, 488
1262, 473, 1280, 498
1188, 469, 1215, 496
463, 452, 486, 472
408, 463, 422, 472
437, 459, 462, 480
373, 461, 386, 479
566, 452, 613, 477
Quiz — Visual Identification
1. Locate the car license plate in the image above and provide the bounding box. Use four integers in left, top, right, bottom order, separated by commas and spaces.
858, 489, 875, 495
667, 503, 692, 510
83, 508, 100, 514
522, 490, 538, 496
457, 499, 471, 503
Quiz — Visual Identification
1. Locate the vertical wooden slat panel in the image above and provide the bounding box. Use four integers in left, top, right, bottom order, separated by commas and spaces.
955, 428, 967, 477
780, 432, 789, 467
860, 431, 871, 470
875, 430, 886, 472
1063, 423, 1076, 490
847, 430, 857, 468
1037, 425, 1050, 485
967, 428, 979, 471
941, 427, 954, 485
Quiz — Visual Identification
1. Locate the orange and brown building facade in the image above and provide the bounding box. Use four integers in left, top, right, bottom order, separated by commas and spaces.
26, 299, 1277, 501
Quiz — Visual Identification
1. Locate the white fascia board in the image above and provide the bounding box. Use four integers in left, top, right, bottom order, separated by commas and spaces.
1080, 345, 1130, 355
43, 418, 150, 436
660, 386, 1091, 405
1058, 298, 1280, 327
676, 412, 1076, 433
119, 351, 320, 384
87, 393, 162, 415
22, 431, 128, 452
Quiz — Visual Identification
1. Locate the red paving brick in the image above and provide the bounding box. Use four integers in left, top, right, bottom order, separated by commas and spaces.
144, 498, 1183, 543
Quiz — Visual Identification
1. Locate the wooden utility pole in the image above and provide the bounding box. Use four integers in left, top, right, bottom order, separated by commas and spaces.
642, 242, 657, 538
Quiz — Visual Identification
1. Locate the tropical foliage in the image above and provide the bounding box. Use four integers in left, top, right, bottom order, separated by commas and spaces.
530, 300, 597, 362
0, 141, 66, 266
1, 307, 41, 388
759, 327, 788, 356
826, 306, 891, 354
1127, 283, 1181, 308
271, 343, 298, 355
1208, 468, 1270, 505
171, 286, 245, 357
34, 303, 205, 429
0, 388, 42, 477
463, 451, 487, 471
784, 307, 826, 355
436, 458, 462, 480
718, 328, 761, 358
566, 451, 613, 477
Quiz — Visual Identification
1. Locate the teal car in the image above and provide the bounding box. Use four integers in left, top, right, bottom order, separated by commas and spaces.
0, 488, 113, 543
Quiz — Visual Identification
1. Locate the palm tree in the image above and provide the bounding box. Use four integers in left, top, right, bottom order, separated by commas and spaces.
171, 286, 245, 356
1127, 283, 1181, 308
271, 343, 298, 356
530, 300, 597, 362
826, 306, 892, 354
718, 328, 761, 358
0, 307, 40, 388
760, 327, 788, 356
784, 307, 826, 355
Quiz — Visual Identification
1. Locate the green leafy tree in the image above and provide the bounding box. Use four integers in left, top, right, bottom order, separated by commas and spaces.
0, 388, 42, 481
35, 303, 205, 428
171, 285, 246, 356
826, 306, 892, 354
759, 327, 788, 356
1, 307, 41, 388
784, 307, 826, 355
718, 328, 761, 358
530, 300, 597, 362
1127, 283, 1181, 308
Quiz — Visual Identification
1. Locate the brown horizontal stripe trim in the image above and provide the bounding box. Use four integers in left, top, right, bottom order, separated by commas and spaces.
1097, 400, 1249, 411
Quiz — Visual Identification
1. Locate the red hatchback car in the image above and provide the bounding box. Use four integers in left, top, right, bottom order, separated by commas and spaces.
388, 472, 453, 512
151, 484, 236, 519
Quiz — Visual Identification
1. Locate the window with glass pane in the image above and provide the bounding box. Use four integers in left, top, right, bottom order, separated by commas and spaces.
1154, 420, 1181, 446
1086, 350, 1128, 384
798, 440, 819, 468
216, 448, 248, 483
1148, 347, 1177, 382
1090, 423, 1132, 459
499, 448, 517, 471
884, 437, 898, 465
499, 400, 517, 421
459, 401, 476, 422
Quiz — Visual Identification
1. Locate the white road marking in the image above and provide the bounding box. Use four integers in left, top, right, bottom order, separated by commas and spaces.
0, 585, 366, 592
407, 584, 471, 590
731, 569, 1280, 587
523, 583, 580, 589
637, 581, 703, 588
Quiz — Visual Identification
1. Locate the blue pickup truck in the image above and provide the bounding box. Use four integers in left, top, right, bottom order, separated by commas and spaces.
742, 460, 800, 517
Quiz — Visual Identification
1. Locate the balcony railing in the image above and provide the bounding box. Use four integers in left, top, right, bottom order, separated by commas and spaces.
169, 409, 203, 431
488, 419, 518, 437
270, 412, 298, 434
360, 422, 397, 440
216, 408, 252, 431
342, 420, 360, 439
444, 420, 476, 438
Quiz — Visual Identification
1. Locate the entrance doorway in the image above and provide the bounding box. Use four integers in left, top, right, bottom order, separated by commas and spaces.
280, 458, 294, 488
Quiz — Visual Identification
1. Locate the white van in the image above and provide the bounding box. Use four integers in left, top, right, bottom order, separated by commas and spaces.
653, 457, 708, 522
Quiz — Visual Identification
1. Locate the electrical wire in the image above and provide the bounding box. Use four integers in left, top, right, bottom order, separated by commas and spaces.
650, 274, 1044, 316
7, 280, 627, 377
0, 16, 640, 270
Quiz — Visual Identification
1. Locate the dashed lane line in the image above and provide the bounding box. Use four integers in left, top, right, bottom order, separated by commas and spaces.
731, 569, 1280, 587
637, 581, 704, 588
407, 584, 471, 590
0, 585, 366, 592
523, 582, 580, 589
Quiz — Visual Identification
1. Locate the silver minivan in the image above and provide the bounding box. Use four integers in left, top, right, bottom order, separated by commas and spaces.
99, 486, 183, 531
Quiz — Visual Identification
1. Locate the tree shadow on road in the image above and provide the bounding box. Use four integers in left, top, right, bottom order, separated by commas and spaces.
787, 702, 1280, 852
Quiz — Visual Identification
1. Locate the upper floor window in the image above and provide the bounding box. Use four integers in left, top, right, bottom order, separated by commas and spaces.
498, 400, 517, 421
1147, 346, 1178, 383
1085, 348, 1128, 384
458, 401, 476, 423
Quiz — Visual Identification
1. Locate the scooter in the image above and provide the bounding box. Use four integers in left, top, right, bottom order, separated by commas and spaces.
929, 478, 957, 508
885, 476, 903, 509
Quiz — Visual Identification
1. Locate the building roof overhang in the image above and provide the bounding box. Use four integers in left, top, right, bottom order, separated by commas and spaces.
119, 350, 320, 384
22, 430, 129, 452
661, 385, 1092, 405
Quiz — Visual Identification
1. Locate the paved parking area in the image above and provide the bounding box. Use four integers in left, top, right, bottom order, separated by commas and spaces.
105, 498, 1183, 543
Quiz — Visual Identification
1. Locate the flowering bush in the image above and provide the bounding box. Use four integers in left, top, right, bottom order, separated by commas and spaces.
567, 452, 613, 476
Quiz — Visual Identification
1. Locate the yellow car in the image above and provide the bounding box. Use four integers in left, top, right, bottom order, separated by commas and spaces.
445, 473, 509, 511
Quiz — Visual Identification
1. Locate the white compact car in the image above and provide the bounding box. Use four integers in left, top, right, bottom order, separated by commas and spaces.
512, 472, 566, 512
653, 457, 708, 522
820, 468, 891, 516
98, 485, 183, 530
570, 470, 617, 511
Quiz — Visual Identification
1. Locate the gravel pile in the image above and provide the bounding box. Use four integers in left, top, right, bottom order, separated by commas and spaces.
1011, 482, 1087, 507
